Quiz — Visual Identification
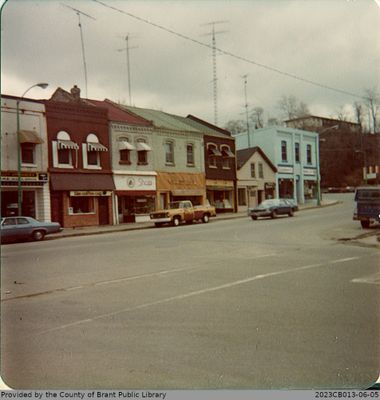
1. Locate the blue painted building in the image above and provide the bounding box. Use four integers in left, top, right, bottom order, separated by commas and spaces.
236, 126, 319, 204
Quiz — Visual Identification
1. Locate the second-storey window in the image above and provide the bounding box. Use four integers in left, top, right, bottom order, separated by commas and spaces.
187, 144, 194, 166
281, 140, 287, 162
84, 133, 108, 169
258, 162, 264, 178
165, 141, 174, 164
21, 143, 35, 164
54, 131, 79, 168
307, 144, 312, 164
295, 142, 300, 163
250, 163, 256, 178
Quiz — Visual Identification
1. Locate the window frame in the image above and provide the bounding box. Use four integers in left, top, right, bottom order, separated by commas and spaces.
165, 140, 175, 165
281, 140, 288, 162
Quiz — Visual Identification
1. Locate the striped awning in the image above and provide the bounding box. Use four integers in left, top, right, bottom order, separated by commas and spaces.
87, 142, 108, 152
19, 130, 44, 144
222, 148, 235, 158
136, 142, 152, 151
208, 147, 222, 156
57, 140, 79, 150
118, 141, 135, 150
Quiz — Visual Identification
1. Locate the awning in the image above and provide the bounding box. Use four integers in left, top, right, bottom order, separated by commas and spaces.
171, 189, 205, 196
57, 140, 79, 150
19, 130, 44, 144
87, 142, 108, 152
222, 148, 235, 158
136, 142, 152, 151
208, 147, 222, 156
118, 141, 135, 150
50, 173, 115, 191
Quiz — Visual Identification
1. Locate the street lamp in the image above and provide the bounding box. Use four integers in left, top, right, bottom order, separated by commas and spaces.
17, 83, 49, 216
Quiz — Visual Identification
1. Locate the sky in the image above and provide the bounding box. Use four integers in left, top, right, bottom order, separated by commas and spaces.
1, 0, 380, 129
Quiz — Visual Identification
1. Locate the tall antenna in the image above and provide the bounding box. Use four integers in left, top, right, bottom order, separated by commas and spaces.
242, 74, 251, 147
201, 20, 228, 126
62, 4, 96, 98
117, 34, 138, 106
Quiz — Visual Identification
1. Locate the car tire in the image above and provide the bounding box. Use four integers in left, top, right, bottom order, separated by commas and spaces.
288, 210, 294, 217
271, 210, 277, 219
360, 220, 370, 229
172, 217, 180, 227
202, 214, 210, 223
32, 230, 45, 241
251, 215, 257, 220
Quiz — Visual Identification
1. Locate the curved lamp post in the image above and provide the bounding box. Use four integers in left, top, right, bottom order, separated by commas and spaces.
17, 83, 49, 216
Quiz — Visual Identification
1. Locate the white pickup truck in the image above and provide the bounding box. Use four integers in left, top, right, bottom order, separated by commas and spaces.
150, 200, 216, 227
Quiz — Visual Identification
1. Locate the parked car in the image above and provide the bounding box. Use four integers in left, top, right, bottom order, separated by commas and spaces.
281, 198, 299, 212
1, 216, 62, 243
150, 200, 216, 227
353, 186, 380, 228
248, 199, 295, 220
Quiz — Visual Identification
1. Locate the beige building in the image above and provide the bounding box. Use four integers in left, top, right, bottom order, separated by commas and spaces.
236, 147, 277, 212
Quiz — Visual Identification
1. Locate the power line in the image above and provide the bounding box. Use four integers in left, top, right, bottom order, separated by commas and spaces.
91, 0, 367, 102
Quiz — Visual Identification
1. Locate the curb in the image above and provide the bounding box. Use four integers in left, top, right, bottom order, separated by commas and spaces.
45, 201, 341, 241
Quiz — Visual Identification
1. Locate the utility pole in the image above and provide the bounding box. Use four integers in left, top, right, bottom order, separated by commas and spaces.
201, 21, 228, 126
62, 4, 96, 98
242, 74, 251, 148
117, 34, 138, 106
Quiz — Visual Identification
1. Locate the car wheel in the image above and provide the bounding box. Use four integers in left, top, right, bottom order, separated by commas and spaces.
360, 220, 370, 229
172, 217, 180, 227
32, 230, 45, 241
202, 214, 210, 223
251, 215, 257, 220
288, 210, 294, 217
271, 210, 277, 219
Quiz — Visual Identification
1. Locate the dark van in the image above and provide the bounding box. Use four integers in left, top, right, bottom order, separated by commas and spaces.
353, 186, 380, 228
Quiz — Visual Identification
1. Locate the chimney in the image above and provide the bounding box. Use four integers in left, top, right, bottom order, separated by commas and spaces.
70, 85, 81, 101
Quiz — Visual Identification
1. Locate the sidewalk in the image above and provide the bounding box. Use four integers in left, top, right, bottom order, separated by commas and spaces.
47, 199, 341, 240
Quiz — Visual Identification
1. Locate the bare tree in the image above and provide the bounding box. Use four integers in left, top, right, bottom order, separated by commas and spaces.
250, 106, 264, 128
277, 95, 310, 120
353, 101, 365, 132
224, 119, 246, 135
364, 88, 380, 133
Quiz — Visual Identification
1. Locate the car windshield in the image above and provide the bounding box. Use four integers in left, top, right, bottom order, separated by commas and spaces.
258, 200, 280, 208
169, 202, 183, 209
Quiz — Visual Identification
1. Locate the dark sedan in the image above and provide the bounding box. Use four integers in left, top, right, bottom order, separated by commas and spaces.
248, 199, 295, 220
1, 216, 62, 243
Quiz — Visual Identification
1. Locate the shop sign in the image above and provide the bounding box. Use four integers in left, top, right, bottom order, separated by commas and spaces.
126, 176, 156, 190
206, 179, 234, 188
278, 166, 293, 174
70, 191, 112, 197
1, 171, 48, 182
303, 168, 316, 176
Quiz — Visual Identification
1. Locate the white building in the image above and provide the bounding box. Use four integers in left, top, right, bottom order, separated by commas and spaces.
1, 95, 51, 221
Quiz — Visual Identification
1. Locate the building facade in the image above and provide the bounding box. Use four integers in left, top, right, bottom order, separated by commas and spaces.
236, 126, 319, 204
181, 115, 237, 212
45, 87, 115, 228
1, 95, 51, 221
119, 105, 207, 209
236, 147, 277, 212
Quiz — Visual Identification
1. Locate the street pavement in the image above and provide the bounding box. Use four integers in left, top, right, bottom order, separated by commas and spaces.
45, 198, 380, 249
1, 194, 379, 389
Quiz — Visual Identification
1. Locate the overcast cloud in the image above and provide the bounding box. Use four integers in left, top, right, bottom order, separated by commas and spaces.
1, 0, 380, 128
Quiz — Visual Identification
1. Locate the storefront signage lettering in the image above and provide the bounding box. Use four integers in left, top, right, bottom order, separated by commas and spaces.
1, 171, 48, 182
70, 191, 112, 197
278, 166, 294, 174
303, 169, 316, 176
126, 176, 155, 190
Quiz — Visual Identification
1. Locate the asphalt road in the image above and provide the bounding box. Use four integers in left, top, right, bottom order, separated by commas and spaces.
1, 194, 379, 390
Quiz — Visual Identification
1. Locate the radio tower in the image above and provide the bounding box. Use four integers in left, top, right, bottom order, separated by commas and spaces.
202, 21, 228, 126
242, 74, 251, 147
117, 34, 138, 106
62, 4, 96, 98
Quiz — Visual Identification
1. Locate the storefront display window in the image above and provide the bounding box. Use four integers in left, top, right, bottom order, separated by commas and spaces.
69, 197, 94, 214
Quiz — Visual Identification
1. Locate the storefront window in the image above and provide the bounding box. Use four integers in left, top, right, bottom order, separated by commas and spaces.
69, 197, 94, 214
238, 188, 246, 206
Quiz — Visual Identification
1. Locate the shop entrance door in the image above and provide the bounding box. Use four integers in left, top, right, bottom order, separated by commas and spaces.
51, 193, 63, 225
98, 197, 109, 225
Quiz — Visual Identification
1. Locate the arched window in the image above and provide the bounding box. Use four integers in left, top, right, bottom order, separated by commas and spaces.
53, 131, 79, 167
83, 133, 108, 169
207, 143, 221, 168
